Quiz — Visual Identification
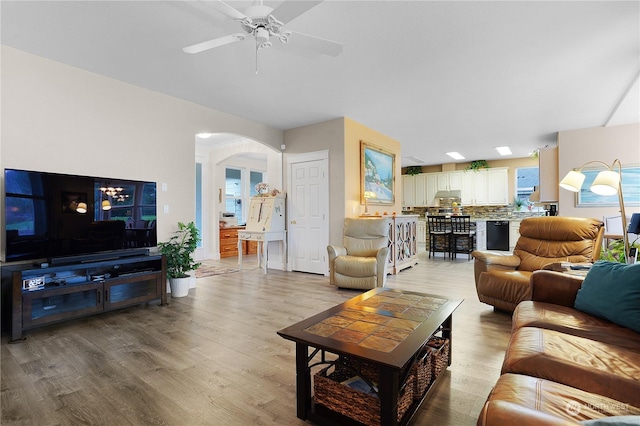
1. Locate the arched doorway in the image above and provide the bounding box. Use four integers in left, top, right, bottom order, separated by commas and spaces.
195, 133, 282, 262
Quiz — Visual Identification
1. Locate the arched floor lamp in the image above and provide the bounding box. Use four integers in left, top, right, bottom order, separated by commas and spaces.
559, 159, 629, 263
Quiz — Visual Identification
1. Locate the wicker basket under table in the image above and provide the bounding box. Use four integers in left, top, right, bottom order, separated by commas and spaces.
410, 347, 432, 401
427, 337, 450, 381
314, 364, 414, 426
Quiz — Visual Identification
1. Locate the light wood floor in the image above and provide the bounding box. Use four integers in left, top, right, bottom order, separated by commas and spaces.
1, 252, 513, 425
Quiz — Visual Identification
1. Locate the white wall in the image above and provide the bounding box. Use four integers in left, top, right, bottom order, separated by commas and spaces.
558, 123, 640, 221
1, 46, 283, 255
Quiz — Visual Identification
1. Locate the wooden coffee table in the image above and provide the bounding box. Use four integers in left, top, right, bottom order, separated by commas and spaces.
277, 287, 463, 425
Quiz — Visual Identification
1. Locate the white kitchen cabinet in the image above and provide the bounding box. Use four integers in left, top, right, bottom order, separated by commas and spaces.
509, 220, 521, 251
461, 171, 475, 205
437, 171, 463, 192
414, 174, 427, 206
486, 168, 509, 205
425, 173, 438, 206
407, 167, 508, 207
458, 168, 505, 206
436, 172, 449, 191
402, 175, 415, 207
474, 170, 488, 205
448, 171, 463, 190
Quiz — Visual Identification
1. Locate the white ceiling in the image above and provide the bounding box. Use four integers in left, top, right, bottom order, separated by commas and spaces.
2, 1, 639, 166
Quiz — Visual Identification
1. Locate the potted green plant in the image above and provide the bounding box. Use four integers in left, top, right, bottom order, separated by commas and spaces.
405, 166, 422, 176
465, 160, 490, 172
158, 221, 201, 298
513, 197, 524, 211
600, 238, 640, 263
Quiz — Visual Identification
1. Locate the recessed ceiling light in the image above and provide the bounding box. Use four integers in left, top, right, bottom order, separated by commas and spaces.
446, 152, 465, 160
495, 146, 512, 156
197, 133, 213, 138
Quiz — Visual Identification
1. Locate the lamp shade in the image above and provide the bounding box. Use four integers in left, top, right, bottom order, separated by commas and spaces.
559, 170, 585, 192
76, 202, 87, 214
590, 170, 620, 196
102, 200, 112, 210
529, 186, 540, 202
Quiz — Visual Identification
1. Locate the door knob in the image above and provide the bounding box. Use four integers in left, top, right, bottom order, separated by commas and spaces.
291, 220, 297, 225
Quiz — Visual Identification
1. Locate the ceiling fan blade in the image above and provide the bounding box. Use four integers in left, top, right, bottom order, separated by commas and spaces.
271, 1, 323, 23
287, 31, 343, 57
208, 0, 249, 21
183, 34, 247, 54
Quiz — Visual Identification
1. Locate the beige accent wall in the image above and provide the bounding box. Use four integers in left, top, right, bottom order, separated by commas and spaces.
1, 46, 283, 252
344, 117, 403, 217
557, 123, 640, 221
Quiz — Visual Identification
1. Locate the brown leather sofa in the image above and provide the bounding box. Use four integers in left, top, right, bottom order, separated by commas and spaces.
477, 270, 640, 425
472, 216, 604, 312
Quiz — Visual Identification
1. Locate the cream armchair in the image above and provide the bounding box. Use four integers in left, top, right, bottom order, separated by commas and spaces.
327, 217, 391, 290
472, 216, 604, 312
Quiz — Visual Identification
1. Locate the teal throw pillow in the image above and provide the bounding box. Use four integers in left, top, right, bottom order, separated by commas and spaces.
574, 261, 640, 333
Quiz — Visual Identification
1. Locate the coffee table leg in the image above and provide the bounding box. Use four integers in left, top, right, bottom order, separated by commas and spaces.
378, 365, 399, 425
295, 343, 311, 420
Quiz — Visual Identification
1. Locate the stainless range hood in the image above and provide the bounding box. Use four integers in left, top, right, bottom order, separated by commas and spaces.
434, 190, 461, 199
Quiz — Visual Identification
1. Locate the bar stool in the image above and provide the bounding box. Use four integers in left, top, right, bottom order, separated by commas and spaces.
450, 215, 475, 260
428, 216, 452, 259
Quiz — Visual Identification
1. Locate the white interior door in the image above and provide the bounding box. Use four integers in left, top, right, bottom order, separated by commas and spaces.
287, 152, 329, 275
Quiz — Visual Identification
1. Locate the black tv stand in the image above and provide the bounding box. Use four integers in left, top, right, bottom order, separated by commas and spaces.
49, 248, 150, 266
1, 253, 167, 342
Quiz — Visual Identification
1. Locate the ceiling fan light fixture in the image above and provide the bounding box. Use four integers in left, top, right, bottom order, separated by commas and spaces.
255, 27, 270, 46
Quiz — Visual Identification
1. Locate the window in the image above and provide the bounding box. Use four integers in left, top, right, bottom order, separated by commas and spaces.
225, 168, 243, 223
225, 167, 265, 225
515, 166, 539, 207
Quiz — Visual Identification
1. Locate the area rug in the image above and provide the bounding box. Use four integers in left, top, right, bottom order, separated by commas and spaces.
195, 263, 239, 278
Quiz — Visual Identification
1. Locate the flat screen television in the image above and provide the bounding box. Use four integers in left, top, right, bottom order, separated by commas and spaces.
4, 168, 157, 264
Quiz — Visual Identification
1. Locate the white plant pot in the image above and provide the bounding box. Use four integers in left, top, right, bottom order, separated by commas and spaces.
169, 276, 191, 298
188, 271, 197, 289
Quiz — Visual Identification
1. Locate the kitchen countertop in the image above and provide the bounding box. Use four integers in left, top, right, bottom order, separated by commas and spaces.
417, 214, 545, 222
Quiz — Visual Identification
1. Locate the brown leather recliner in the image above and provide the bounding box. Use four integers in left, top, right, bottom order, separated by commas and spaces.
471, 216, 604, 312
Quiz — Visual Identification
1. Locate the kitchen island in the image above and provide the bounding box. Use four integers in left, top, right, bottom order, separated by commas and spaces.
421, 214, 545, 255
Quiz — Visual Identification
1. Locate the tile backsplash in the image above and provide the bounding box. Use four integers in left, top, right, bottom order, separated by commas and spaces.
403, 205, 549, 220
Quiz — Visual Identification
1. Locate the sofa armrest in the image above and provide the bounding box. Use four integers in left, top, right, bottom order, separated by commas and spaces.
530, 270, 584, 307
478, 401, 580, 426
376, 247, 390, 287
472, 250, 521, 284
472, 251, 521, 267
327, 245, 347, 286
327, 245, 347, 260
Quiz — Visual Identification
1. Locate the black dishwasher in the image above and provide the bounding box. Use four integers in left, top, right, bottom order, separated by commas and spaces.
486, 220, 510, 251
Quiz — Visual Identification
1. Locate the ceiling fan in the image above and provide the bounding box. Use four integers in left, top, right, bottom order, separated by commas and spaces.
183, 0, 343, 73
